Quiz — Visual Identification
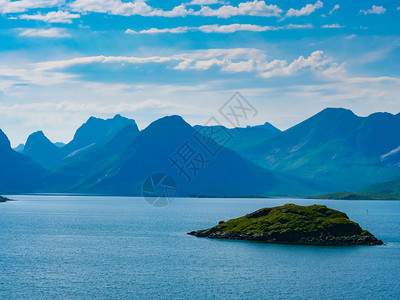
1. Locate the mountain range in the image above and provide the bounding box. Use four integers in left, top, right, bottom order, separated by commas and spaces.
226, 108, 400, 191
21, 114, 135, 169
2, 108, 400, 197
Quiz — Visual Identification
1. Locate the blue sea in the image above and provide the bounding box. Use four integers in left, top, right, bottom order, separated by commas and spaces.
0, 196, 399, 299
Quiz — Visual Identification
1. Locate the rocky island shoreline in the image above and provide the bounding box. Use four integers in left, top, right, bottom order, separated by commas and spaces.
0, 196, 10, 202
188, 204, 383, 246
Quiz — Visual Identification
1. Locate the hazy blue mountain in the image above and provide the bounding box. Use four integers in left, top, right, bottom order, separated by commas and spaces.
0, 129, 47, 193
194, 122, 281, 152
48, 122, 141, 190
55, 115, 320, 196
22, 131, 64, 169
62, 114, 135, 158
19, 114, 137, 169
13, 143, 25, 152
359, 178, 400, 195
242, 108, 400, 190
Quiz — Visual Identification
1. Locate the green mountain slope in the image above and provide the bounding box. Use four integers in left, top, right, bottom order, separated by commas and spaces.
359, 178, 400, 195
241, 108, 400, 191
194, 122, 280, 152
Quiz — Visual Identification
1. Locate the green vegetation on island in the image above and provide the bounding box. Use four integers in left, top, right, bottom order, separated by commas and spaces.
310, 192, 400, 200
188, 203, 383, 246
0, 196, 9, 202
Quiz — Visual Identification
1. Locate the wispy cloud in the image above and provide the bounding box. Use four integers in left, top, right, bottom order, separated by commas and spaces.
192, 0, 283, 18
286, 0, 323, 17
0, 0, 64, 13
328, 4, 339, 15
0, 49, 343, 97
125, 23, 313, 34
69, 0, 284, 18
0, 0, 349, 20
360, 5, 386, 15
19, 28, 71, 38
126, 27, 191, 34
345, 34, 356, 40
19, 11, 80, 23
259, 50, 344, 79
321, 24, 344, 29
69, 0, 193, 17
32, 48, 343, 81
189, 0, 223, 5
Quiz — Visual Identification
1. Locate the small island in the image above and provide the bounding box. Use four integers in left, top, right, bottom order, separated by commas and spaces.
188, 203, 383, 246
0, 196, 9, 203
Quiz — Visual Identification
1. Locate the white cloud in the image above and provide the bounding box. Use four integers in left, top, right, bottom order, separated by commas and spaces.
3, 0, 283, 18
35, 49, 261, 72
345, 34, 356, 40
125, 23, 312, 34
189, 0, 222, 5
126, 27, 191, 34
35, 49, 342, 80
0, 49, 345, 102
19, 28, 71, 38
1, 0, 338, 20
321, 24, 344, 29
285, 24, 313, 29
286, 0, 323, 17
360, 5, 386, 15
193, 0, 283, 18
199, 24, 277, 33
259, 50, 344, 79
69, 0, 193, 17
0, 62, 75, 93
328, 4, 339, 15
0, 0, 63, 13
19, 11, 80, 23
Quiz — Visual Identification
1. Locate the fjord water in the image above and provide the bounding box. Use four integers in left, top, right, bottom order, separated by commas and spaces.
0, 196, 399, 299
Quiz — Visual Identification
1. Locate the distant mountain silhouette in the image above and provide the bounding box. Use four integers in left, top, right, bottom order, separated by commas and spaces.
48, 122, 140, 190
22, 131, 64, 169
62, 114, 134, 157
0, 129, 47, 193
20, 114, 137, 169
241, 108, 400, 190
194, 122, 280, 152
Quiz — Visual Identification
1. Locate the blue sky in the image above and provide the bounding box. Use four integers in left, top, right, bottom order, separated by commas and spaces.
0, 0, 399, 146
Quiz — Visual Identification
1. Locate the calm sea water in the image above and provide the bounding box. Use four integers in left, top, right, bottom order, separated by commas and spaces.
0, 195, 399, 299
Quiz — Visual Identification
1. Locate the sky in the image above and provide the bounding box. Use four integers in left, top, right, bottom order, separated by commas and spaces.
0, 0, 399, 146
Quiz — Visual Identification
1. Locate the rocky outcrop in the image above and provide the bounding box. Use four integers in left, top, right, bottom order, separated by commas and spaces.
188, 204, 383, 246
0, 196, 9, 202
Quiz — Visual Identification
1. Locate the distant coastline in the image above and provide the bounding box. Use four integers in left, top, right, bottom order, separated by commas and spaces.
188, 195, 270, 199
4, 192, 400, 201
310, 192, 400, 201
